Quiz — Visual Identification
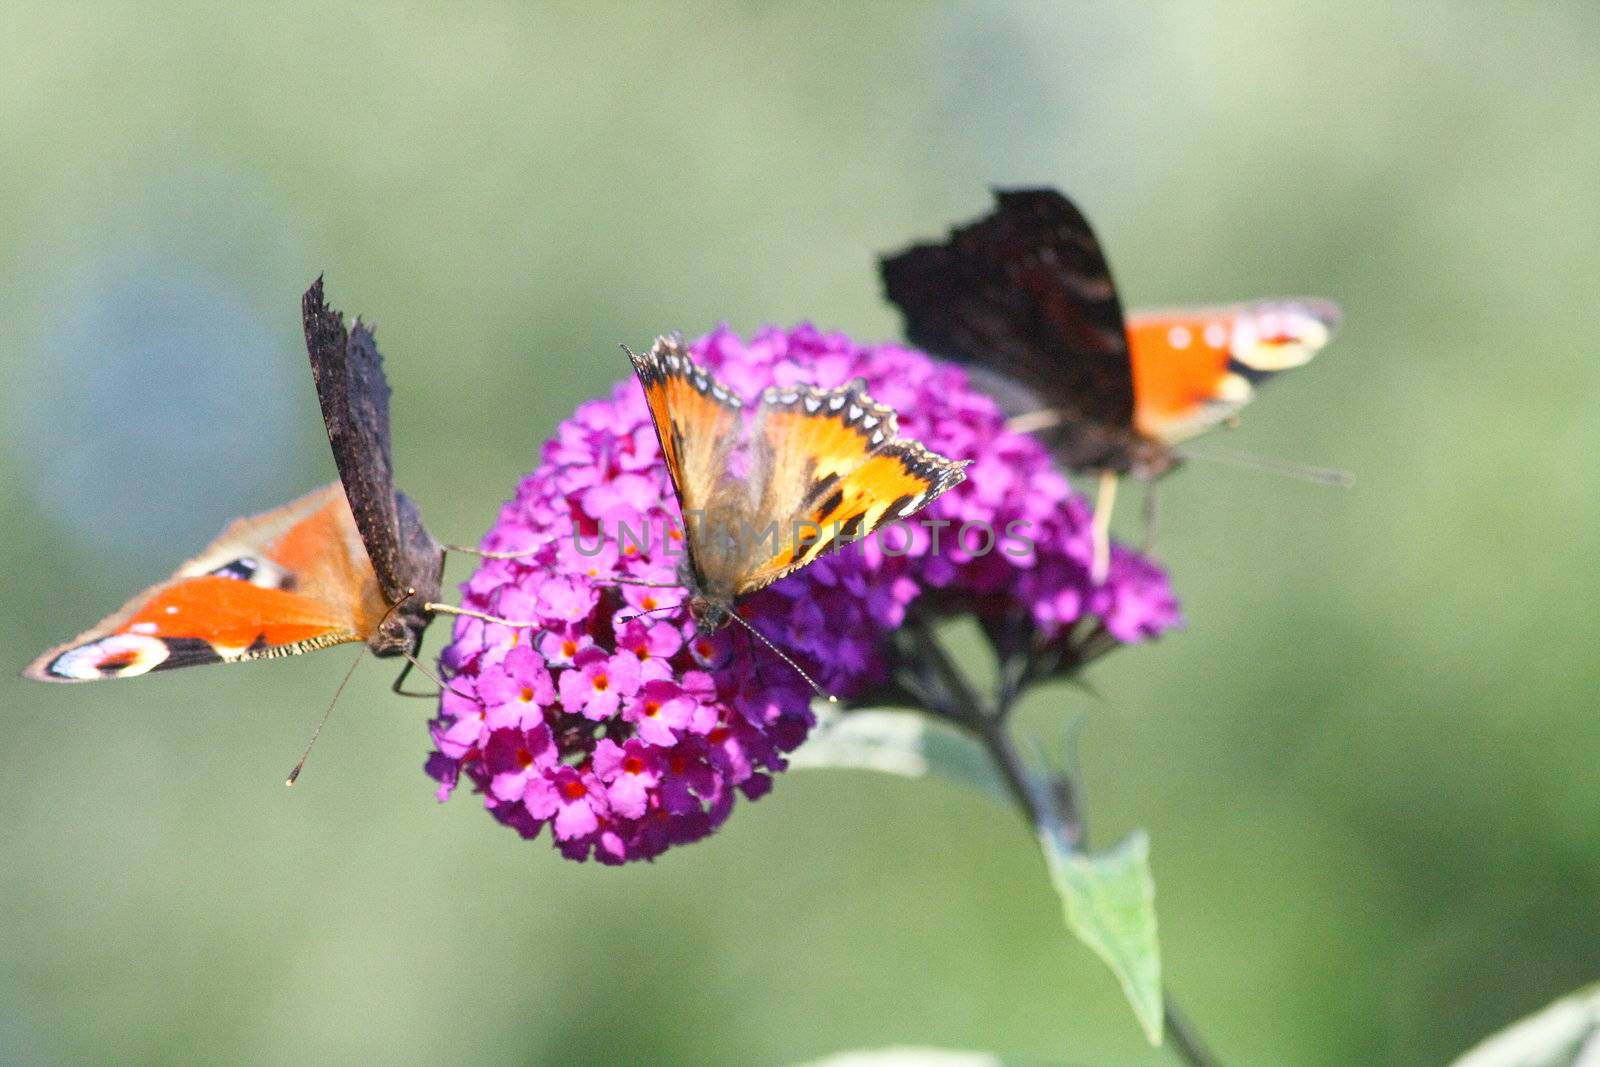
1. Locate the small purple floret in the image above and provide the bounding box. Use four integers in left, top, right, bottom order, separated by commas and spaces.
428, 325, 1182, 862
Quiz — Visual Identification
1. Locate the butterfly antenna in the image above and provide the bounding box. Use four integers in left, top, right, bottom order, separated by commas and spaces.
617, 603, 685, 625
1006, 408, 1065, 435
286, 645, 364, 786
1174, 444, 1355, 487
726, 611, 837, 704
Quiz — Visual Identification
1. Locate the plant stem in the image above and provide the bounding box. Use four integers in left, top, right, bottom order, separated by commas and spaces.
905, 616, 1222, 1067
975, 707, 1221, 1067
1163, 994, 1222, 1067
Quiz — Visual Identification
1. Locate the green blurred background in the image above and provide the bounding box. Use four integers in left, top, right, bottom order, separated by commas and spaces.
3, 3, 1597, 1064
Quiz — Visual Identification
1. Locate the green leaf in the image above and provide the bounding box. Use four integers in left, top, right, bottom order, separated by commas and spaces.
1039, 828, 1164, 1046
793, 1049, 1038, 1067
789, 706, 1009, 804
1451, 983, 1600, 1067
792, 706, 1164, 1048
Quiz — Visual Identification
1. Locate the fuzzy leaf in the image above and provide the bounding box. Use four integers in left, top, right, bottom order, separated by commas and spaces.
1039, 828, 1163, 1046
790, 706, 1008, 803
1451, 984, 1600, 1067
795, 1049, 1036, 1067
793, 707, 1163, 1046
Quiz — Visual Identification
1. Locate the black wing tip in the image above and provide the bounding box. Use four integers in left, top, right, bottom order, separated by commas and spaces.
990, 185, 1067, 205
302, 273, 336, 319
883, 186, 1092, 260
878, 240, 934, 301
892, 437, 969, 485
877, 438, 969, 520
622, 335, 675, 382
349, 316, 381, 352
986, 187, 1102, 236
626, 333, 736, 398
757, 378, 901, 442
302, 279, 383, 374
302, 275, 350, 351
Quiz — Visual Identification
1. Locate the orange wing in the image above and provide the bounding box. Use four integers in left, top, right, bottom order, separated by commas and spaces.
1128, 299, 1340, 446
731, 380, 967, 595
25, 483, 388, 682
625, 336, 743, 519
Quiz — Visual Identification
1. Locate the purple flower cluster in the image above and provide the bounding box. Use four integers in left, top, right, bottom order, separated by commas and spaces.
427, 325, 1182, 862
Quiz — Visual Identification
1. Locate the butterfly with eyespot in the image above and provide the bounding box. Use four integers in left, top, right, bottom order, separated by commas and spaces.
24, 278, 444, 684
879, 187, 1340, 480
880, 187, 1341, 578
623, 335, 968, 639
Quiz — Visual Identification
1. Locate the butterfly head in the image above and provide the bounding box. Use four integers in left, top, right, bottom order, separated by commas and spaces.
367, 603, 423, 656
362, 491, 445, 657
685, 593, 733, 635
680, 553, 737, 635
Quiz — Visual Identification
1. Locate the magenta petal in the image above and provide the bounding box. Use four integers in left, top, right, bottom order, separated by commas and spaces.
427, 324, 1180, 863
607, 776, 651, 819
490, 770, 529, 802
553, 799, 600, 840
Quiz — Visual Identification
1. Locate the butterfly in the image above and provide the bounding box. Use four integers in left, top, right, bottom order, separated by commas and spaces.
623, 335, 967, 652
879, 187, 1340, 572
24, 278, 445, 685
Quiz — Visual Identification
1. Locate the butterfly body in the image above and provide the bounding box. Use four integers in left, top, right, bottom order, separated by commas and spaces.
626, 337, 967, 636
25, 279, 441, 683
880, 188, 1339, 478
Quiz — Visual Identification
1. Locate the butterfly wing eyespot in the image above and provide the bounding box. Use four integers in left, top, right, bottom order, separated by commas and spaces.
38, 634, 176, 681
883, 189, 1340, 478
23, 484, 381, 683
27, 282, 438, 688
1127, 298, 1342, 447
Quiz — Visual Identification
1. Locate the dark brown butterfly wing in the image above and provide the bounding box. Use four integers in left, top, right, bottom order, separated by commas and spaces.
302, 278, 441, 630
880, 188, 1155, 473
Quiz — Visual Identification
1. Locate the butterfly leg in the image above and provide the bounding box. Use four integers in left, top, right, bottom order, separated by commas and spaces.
425, 603, 542, 629
1005, 408, 1065, 435
391, 652, 421, 696
1140, 480, 1160, 554
396, 644, 480, 705
442, 543, 544, 560
391, 633, 437, 698
736, 620, 770, 692
1090, 470, 1118, 584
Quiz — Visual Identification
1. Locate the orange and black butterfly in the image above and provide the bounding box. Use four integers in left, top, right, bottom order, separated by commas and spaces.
880, 188, 1339, 481
623, 335, 967, 640
24, 279, 444, 684
880, 187, 1340, 573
